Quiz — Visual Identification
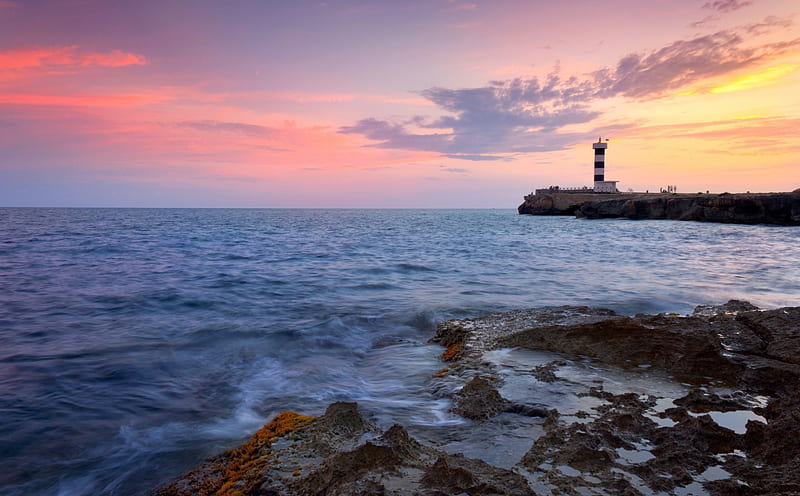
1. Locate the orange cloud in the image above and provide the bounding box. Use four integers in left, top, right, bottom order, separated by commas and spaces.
709, 63, 799, 94
618, 116, 800, 155
0, 46, 147, 70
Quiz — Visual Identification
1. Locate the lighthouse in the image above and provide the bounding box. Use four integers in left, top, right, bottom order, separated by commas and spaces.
592, 138, 618, 193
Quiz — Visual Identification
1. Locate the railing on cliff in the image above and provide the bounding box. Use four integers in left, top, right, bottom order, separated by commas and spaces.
533, 186, 593, 196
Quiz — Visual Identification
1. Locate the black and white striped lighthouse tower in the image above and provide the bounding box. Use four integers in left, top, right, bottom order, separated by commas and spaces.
593, 137, 608, 192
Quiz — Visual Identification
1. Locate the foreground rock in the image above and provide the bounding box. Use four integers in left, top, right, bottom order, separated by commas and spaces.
430, 300, 800, 495
156, 402, 533, 496
157, 301, 800, 495
518, 190, 800, 225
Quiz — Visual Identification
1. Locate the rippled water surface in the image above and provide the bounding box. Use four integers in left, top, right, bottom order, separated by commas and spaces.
1, 208, 798, 495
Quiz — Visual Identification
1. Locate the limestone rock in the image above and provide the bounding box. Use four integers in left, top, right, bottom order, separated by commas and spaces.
450, 376, 509, 420
575, 191, 800, 225
518, 192, 629, 215
158, 302, 800, 496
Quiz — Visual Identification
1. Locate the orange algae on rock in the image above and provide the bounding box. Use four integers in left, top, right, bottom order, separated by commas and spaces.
441, 344, 461, 362
431, 322, 467, 362
156, 411, 315, 496
432, 367, 450, 378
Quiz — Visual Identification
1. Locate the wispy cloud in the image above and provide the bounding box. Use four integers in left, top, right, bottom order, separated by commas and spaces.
175, 120, 276, 137
625, 116, 800, 155
446, 0, 477, 12
0, 92, 167, 107
592, 28, 799, 98
693, 0, 754, 27
444, 154, 508, 161
340, 118, 453, 152
342, 20, 800, 160
743, 15, 793, 35
0, 46, 147, 71
172, 119, 326, 154
240, 90, 432, 106
703, 0, 752, 13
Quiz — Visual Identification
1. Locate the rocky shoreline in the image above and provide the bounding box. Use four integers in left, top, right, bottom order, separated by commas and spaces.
518, 191, 800, 225
155, 301, 800, 495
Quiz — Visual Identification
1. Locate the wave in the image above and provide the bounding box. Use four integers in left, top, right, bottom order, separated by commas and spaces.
348, 282, 397, 290
395, 262, 437, 272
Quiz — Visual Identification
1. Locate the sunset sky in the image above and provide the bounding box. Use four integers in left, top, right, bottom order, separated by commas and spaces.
1, 0, 798, 207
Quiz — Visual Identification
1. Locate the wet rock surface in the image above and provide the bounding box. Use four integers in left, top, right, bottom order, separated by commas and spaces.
156, 402, 533, 496
156, 301, 800, 496
450, 376, 509, 420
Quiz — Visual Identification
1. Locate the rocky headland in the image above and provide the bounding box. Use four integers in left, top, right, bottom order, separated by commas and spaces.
518, 191, 800, 225
155, 301, 800, 496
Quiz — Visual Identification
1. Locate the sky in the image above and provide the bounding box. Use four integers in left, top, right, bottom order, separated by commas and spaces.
1, 0, 798, 207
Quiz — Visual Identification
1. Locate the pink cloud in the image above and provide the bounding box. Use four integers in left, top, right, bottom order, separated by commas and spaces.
1, 93, 433, 187
228, 90, 433, 107
0, 92, 167, 107
446, 1, 477, 11
0, 46, 147, 70
78, 50, 148, 67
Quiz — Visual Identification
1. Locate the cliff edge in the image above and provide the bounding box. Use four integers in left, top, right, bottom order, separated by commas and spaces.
517, 192, 629, 216
519, 190, 800, 225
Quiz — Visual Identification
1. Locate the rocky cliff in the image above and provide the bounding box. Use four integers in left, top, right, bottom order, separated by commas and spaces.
517, 193, 628, 215
519, 191, 800, 225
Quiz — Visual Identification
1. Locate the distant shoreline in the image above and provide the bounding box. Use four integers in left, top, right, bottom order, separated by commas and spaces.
518, 190, 800, 225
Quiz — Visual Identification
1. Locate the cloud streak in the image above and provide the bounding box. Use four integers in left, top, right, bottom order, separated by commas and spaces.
342, 21, 800, 160
0, 46, 147, 70
175, 120, 277, 137
627, 116, 800, 155
0, 92, 166, 107
703, 0, 752, 13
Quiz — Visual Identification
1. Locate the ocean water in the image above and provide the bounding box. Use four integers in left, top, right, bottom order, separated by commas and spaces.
1, 208, 798, 495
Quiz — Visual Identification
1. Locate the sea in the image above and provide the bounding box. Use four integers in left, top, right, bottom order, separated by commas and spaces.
1, 208, 798, 495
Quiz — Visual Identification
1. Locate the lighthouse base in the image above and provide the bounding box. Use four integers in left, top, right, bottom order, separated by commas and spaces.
593, 180, 619, 193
